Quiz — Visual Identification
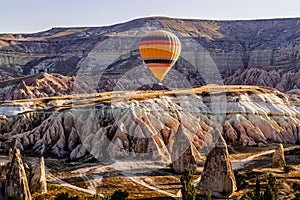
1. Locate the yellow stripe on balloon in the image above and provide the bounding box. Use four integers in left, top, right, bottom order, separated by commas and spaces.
140, 48, 180, 59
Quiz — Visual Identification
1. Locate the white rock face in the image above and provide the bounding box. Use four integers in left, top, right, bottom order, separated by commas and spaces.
30, 156, 47, 194
171, 124, 203, 173
199, 135, 236, 197
272, 144, 286, 168
0, 86, 299, 172
5, 149, 32, 200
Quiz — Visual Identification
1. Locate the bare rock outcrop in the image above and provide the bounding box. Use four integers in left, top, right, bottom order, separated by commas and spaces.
0, 149, 47, 198
171, 124, 202, 173
30, 156, 47, 194
272, 144, 286, 168
225, 68, 300, 92
1, 73, 74, 100
0, 85, 299, 162
199, 135, 236, 197
5, 149, 32, 200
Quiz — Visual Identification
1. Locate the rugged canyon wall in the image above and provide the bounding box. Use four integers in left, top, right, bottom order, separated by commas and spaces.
0, 86, 299, 171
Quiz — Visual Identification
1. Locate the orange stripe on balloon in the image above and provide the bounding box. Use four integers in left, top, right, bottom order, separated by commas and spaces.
140, 48, 180, 59
140, 40, 180, 46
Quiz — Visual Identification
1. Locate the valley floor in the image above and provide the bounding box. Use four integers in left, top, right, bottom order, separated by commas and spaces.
1, 144, 300, 199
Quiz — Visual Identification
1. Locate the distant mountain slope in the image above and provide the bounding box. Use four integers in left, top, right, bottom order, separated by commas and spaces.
0, 17, 300, 91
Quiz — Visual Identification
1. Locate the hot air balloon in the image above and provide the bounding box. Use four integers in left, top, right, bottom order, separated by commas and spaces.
139, 30, 181, 84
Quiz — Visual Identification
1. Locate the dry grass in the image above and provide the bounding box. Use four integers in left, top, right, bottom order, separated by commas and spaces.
1, 84, 279, 108
32, 184, 95, 199
232, 146, 300, 198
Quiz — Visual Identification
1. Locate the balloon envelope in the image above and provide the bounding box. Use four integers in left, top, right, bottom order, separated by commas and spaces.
139, 30, 181, 82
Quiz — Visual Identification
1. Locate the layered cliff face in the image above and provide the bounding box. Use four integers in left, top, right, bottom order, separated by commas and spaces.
0, 17, 300, 92
0, 86, 299, 164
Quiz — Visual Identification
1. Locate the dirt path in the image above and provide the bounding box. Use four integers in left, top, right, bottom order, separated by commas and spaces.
47, 172, 102, 196
110, 162, 181, 199
47, 161, 181, 199
45, 145, 300, 199
232, 145, 300, 169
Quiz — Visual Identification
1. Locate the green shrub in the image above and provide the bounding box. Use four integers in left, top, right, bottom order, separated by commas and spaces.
293, 192, 300, 200
293, 181, 300, 192
110, 190, 128, 200
205, 190, 212, 200
234, 171, 249, 189
54, 192, 80, 200
240, 174, 278, 200
283, 165, 295, 173
93, 193, 110, 200
180, 169, 196, 200
8, 195, 23, 200
241, 192, 255, 200
263, 174, 279, 200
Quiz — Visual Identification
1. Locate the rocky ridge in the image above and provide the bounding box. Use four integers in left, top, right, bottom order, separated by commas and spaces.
0, 17, 300, 92
0, 72, 74, 100
0, 86, 299, 169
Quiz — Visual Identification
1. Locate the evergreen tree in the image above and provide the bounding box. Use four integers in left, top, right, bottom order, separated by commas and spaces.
180, 169, 196, 200
205, 190, 213, 200
241, 192, 255, 200
110, 190, 128, 200
263, 185, 274, 200
262, 174, 279, 200
255, 177, 261, 200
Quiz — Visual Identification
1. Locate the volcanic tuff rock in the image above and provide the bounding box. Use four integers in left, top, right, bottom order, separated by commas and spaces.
5, 149, 32, 200
272, 143, 286, 168
0, 72, 74, 100
199, 135, 236, 197
29, 156, 47, 194
0, 86, 299, 167
0, 149, 47, 199
171, 123, 204, 173
0, 17, 300, 92
225, 68, 300, 92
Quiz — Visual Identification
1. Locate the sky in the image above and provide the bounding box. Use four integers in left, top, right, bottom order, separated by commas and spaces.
1, 0, 300, 33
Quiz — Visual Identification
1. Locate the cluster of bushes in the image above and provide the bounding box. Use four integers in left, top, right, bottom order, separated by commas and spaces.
10, 167, 300, 200
293, 181, 300, 200
241, 174, 278, 200
52, 190, 129, 200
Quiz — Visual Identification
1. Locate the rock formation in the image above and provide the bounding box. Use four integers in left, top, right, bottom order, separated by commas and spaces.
199, 135, 236, 197
0, 86, 299, 163
0, 73, 74, 100
0, 17, 300, 94
0, 149, 47, 199
171, 124, 203, 173
225, 68, 300, 92
272, 144, 286, 168
30, 156, 47, 194
5, 149, 32, 200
